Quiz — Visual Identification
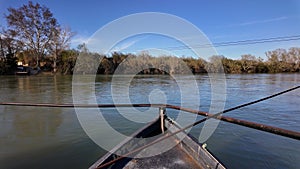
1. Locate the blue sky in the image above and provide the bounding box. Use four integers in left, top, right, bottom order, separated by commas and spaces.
1, 0, 300, 59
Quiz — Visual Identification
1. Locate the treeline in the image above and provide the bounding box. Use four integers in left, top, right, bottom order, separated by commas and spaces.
80, 47, 300, 74
1, 46, 300, 75
3, 46, 300, 75
221, 47, 300, 73
1, 1, 299, 75
73, 47, 300, 74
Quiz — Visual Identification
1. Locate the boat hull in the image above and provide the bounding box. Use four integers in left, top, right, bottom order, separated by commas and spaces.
90, 116, 225, 169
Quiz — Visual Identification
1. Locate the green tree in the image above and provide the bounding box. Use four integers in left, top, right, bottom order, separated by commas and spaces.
59, 49, 78, 74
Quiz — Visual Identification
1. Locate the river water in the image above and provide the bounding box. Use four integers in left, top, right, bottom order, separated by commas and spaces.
0, 74, 299, 169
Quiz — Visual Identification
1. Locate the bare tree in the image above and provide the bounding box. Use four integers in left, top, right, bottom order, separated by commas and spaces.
288, 47, 300, 71
48, 26, 73, 73
0, 29, 21, 58
0, 33, 5, 58
240, 54, 257, 73
5, 1, 58, 67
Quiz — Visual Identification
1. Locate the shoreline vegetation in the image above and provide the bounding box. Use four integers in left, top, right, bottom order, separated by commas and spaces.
1, 47, 300, 75
0, 1, 299, 75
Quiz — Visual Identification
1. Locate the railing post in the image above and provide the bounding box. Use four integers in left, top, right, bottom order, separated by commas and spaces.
159, 107, 166, 133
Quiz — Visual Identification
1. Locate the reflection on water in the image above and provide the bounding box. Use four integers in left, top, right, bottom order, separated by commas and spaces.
13, 109, 62, 137
0, 74, 299, 169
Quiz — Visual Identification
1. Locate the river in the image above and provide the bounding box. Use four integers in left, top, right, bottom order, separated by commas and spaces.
0, 74, 299, 169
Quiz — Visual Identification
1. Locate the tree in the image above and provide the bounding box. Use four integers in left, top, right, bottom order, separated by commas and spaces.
222, 57, 242, 73
240, 54, 257, 73
265, 48, 295, 72
183, 57, 207, 73
74, 44, 103, 74
207, 55, 225, 73
5, 1, 59, 67
266, 49, 280, 73
0, 34, 5, 58
59, 49, 78, 74
48, 26, 73, 73
0, 30, 19, 74
288, 47, 300, 72
0, 29, 20, 59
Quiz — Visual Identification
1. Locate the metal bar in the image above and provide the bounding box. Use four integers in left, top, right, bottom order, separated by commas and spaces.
220, 116, 300, 140
0, 102, 164, 108
159, 107, 166, 134
96, 86, 300, 168
0, 102, 299, 139
97, 105, 300, 168
166, 104, 300, 140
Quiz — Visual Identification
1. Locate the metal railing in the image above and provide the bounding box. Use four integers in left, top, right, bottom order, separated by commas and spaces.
0, 102, 299, 140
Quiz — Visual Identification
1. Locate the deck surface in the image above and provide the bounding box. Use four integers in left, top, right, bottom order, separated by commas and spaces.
90, 118, 225, 169
123, 143, 202, 169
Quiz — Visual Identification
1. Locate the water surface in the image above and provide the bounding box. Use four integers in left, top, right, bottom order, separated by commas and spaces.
0, 74, 299, 168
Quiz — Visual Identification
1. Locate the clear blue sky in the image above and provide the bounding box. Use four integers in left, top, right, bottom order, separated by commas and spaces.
1, 0, 300, 59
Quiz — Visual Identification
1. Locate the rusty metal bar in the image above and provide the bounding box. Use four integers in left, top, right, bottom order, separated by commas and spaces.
97, 103, 300, 168
0, 101, 299, 140
0, 102, 164, 108
165, 104, 300, 140
220, 116, 300, 140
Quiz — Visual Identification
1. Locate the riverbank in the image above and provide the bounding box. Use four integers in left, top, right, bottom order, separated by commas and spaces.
1, 47, 300, 75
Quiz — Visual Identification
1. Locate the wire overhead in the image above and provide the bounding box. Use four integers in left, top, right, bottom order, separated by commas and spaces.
162, 35, 300, 51
142, 35, 300, 50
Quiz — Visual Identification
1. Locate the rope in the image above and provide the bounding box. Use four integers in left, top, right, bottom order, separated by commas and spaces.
96, 85, 300, 168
